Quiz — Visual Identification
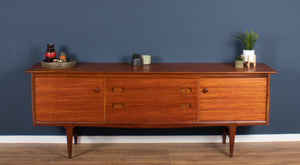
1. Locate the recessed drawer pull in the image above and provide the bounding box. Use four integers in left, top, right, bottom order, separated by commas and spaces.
112, 103, 124, 108
112, 87, 125, 93
180, 88, 192, 93
180, 103, 191, 109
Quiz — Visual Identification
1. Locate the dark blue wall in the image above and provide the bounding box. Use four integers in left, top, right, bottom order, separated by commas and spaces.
0, 0, 299, 135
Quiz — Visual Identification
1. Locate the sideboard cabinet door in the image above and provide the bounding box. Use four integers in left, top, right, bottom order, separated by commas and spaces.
34, 77, 104, 122
106, 78, 197, 122
199, 78, 267, 121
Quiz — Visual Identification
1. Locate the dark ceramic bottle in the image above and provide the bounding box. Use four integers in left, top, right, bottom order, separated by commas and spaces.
132, 53, 142, 66
45, 44, 56, 62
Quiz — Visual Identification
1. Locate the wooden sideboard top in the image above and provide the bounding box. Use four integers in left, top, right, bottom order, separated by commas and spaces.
26, 63, 276, 74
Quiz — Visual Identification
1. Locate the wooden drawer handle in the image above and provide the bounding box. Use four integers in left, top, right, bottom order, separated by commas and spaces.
180, 103, 191, 109
180, 88, 192, 93
112, 87, 125, 93
94, 88, 101, 93
202, 88, 208, 93
112, 103, 124, 108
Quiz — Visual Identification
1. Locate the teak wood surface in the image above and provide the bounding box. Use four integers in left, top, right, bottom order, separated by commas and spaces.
35, 77, 105, 122
198, 78, 267, 121
106, 78, 198, 122
26, 63, 276, 74
26, 63, 276, 158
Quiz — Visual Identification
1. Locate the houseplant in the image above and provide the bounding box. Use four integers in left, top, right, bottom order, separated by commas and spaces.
236, 30, 258, 62
234, 55, 244, 68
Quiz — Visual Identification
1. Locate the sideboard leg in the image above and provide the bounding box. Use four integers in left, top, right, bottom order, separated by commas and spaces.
74, 127, 78, 145
222, 127, 227, 144
228, 125, 237, 157
65, 125, 74, 159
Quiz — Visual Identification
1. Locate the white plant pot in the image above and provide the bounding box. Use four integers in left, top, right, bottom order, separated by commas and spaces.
141, 55, 151, 65
243, 50, 255, 62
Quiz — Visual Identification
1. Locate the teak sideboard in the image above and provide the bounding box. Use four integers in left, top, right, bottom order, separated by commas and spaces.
26, 63, 276, 158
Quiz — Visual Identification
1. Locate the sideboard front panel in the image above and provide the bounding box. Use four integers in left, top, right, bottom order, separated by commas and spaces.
35, 77, 104, 122
26, 63, 276, 158
198, 78, 267, 121
106, 78, 197, 122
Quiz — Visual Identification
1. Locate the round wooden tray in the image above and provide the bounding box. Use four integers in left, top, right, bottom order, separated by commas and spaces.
41, 59, 76, 69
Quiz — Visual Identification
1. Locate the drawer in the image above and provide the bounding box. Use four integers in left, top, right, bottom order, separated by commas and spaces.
106, 78, 197, 122
34, 77, 104, 122
198, 78, 267, 121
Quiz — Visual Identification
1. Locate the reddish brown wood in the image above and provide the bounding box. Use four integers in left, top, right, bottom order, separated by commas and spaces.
198, 78, 267, 121
223, 127, 227, 144
228, 124, 237, 157
112, 87, 125, 93
31, 74, 36, 126
26, 63, 277, 74
106, 78, 197, 122
64, 125, 74, 158
103, 77, 107, 122
34, 77, 104, 122
34, 121, 267, 128
26, 63, 276, 158
266, 74, 271, 125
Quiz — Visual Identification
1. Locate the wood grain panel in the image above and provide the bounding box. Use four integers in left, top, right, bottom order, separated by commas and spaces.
199, 78, 267, 121
26, 63, 276, 158
35, 77, 104, 122
106, 78, 197, 122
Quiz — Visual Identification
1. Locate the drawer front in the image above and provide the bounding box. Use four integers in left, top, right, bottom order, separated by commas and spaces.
34, 77, 104, 122
106, 78, 197, 122
199, 78, 267, 121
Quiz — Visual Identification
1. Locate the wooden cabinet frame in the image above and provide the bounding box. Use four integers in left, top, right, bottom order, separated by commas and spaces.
27, 63, 276, 158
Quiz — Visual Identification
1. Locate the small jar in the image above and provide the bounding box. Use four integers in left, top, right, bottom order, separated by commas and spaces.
132, 54, 142, 66
59, 52, 67, 61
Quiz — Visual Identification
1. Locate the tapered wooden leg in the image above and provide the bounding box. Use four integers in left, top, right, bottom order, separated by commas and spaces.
228, 125, 237, 157
65, 125, 74, 158
74, 127, 78, 145
222, 127, 227, 144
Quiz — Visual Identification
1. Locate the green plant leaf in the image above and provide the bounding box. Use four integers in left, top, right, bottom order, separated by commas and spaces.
236, 30, 258, 50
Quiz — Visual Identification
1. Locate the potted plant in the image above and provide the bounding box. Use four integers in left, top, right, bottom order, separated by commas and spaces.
236, 30, 258, 62
234, 55, 244, 68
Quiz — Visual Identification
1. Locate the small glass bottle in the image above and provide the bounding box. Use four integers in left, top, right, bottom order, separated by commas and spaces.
59, 52, 67, 61
45, 44, 56, 62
